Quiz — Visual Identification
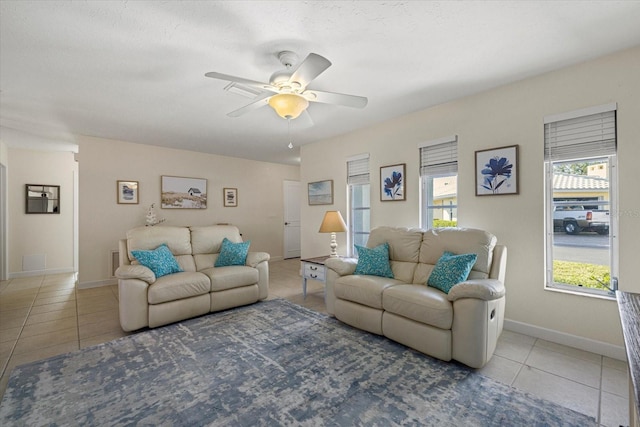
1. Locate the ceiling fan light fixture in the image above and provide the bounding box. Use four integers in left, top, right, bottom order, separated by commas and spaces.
268, 93, 309, 119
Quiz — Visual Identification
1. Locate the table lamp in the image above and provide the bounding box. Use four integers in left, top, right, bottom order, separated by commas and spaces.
318, 210, 348, 258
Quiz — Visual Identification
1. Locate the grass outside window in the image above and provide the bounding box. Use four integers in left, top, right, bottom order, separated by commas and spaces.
553, 260, 610, 291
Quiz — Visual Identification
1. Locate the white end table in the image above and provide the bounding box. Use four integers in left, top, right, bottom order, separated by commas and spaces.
301, 256, 330, 299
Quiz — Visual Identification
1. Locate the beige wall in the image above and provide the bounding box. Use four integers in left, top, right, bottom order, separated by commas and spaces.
0, 141, 8, 165
7, 147, 76, 275
301, 46, 640, 350
78, 136, 299, 286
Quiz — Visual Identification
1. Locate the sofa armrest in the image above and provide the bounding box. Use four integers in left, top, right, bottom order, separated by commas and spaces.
246, 252, 270, 268
118, 277, 151, 331
115, 265, 156, 284
325, 257, 358, 276
324, 257, 357, 316
447, 279, 505, 302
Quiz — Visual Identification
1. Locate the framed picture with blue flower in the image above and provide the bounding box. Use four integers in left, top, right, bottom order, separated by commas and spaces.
380, 163, 406, 201
475, 145, 519, 196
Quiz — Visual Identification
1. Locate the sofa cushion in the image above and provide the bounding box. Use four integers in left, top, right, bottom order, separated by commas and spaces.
127, 226, 192, 261
389, 260, 418, 284
335, 275, 403, 309
215, 238, 250, 267
201, 266, 259, 291
147, 271, 211, 304
427, 251, 477, 294
131, 244, 183, 278
190, 225, 243, 255
419, 228, 496, 275
354, 243, 394, 278
367, 227, 423, 263
174, 254, 197, 272
383, 284, 453, 330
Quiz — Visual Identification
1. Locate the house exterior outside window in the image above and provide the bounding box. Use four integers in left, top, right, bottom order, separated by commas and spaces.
419, 136, 458, 229
544, 103, 618, 297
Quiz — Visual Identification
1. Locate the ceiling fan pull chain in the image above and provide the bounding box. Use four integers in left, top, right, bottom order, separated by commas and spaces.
287, 118, 293, 149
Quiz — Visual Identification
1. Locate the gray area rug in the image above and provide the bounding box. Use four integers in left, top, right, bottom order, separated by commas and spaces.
0, 299, 595, 426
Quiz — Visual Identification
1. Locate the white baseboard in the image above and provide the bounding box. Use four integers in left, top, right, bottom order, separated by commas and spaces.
504, 318, 627, 361
9, 267, 75, 279
78, 278, 117, 289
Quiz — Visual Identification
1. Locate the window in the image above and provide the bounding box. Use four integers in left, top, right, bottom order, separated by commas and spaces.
544, 103, 618, 297
347, 154, 370, 255
419, 136, 458, 228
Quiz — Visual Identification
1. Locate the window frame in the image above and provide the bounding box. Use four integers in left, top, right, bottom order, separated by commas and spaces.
348, 183, 370, 256
347, 154, 370, 257
419, 136, 458, 229
543, 104, 618, 299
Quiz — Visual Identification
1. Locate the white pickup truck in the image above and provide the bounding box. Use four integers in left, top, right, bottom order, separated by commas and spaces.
553, 206, 610, 235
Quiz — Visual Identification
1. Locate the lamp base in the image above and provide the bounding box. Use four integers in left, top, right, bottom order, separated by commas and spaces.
329, 232, 339, 258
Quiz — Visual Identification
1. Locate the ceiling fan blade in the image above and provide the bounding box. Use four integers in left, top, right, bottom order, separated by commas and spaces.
205, 72, 278, 93
303, 89, 368, 109
227, 93, 272, 117
288, 53, 332, 89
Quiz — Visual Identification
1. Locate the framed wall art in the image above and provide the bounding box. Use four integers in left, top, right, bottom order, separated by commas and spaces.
117, 180, 138, 204
223, 188, 238, 207
475, 145, 519, 196
380, 163, 406, 201
161, 176, 207, 209
308, 180, 333, 205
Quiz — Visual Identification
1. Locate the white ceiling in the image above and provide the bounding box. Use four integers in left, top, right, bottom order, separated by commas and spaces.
1, 1, 640, 165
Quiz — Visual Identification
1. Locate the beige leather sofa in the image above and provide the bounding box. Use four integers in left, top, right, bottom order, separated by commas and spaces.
115, 225, 269, 331
325, 226, 507, 368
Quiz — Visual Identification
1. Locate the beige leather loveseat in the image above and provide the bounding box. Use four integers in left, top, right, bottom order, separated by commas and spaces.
325, 226, 507, 368
116, 225, 269, 331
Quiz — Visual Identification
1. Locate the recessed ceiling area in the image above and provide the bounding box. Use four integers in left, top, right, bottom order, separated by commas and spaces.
1, 1, 640, 165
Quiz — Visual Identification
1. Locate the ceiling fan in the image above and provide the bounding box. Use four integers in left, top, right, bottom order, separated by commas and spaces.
205, 51, 368, 120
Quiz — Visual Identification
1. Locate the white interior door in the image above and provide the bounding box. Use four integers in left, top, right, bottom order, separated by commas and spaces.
283, 180, 301, 259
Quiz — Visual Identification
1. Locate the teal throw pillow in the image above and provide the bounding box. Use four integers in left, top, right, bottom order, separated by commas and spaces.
131, 244, 183, 278
427, 251, 477, 294
215, 238, 250, 267
353, 243, 394, 278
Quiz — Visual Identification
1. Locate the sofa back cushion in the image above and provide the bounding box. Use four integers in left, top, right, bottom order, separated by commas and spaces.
367, 227, 423, 262
419, 228, 496, 276
127, 225, 191, 255
367, 227, 423, 283
190, 225, 243, 253
190, 225, 244, 271
126, 226, 196, 272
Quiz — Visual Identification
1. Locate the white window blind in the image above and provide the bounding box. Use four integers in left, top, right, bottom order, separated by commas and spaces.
419, 137, 458, 176
347, 155, 370, 185
544, 109, 616, 161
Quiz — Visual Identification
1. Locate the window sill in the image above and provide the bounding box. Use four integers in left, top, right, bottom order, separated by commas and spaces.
545, 284, 616, 301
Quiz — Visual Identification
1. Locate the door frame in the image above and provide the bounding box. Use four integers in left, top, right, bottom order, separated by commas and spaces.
283, 180, 301, 259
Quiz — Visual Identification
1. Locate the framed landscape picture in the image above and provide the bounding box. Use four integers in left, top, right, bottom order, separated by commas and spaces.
117, 180, 138, 204
380, 163, 406, 201
308, 180, 333, 205
475, 145, 519, 196
161, 176, 207, 209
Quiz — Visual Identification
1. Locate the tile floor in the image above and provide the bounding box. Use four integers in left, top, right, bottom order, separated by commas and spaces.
0, 258, 630, 426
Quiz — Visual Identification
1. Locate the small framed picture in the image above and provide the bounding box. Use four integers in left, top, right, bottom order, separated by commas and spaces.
308, 180, 333, 205
117, 181, 139, 204
223, 188, 238, 207
380, 163, 406, 201
475, 145, 519, 196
